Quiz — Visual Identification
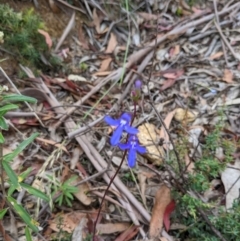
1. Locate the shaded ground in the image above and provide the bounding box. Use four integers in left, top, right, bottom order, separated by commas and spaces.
1, 0, 240, 241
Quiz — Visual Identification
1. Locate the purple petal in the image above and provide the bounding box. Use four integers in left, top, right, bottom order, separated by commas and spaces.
128, 148, 137, 168
104, 116, 119, 126
136, 145, 146, 154
124, 125, 138, 135
110, 126, 123, 146
135, 80, 142, 89
120, 113, 132, 124
118, 142, 131, 150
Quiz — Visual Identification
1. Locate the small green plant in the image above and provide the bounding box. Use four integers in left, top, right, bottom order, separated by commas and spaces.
0, 86, 49, 233
0, 4, 57, 70
171, 111, 237, 240
49, 175, 78, 207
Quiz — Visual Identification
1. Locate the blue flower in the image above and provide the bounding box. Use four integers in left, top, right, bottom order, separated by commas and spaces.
104, 113, 138, 146
118, 135, 146, 168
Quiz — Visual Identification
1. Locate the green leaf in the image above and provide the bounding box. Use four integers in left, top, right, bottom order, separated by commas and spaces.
18, 167, 32, 182
20, 183, 49, 202
3, 94, 37, 103
4, 133, 39, 162
7, 196, 39, 232
8, 184, 17, 196
0, 208, 8, 219
0, 104, 18, 112
25, 226, 33, 241
0, 132, 5, 143
3, 161, 19, 189
0, 117, 8, 130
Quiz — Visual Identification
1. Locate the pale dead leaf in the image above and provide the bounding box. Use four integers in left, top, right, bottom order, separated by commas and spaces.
174, 108, 198, 123
70, 147, 83, 169
149, 185, 171, 238
38, 29, 52, 49
99, 57, 112, 72
105, 33, 118, 53
223, 69, 234, 83
93, 71, 112, 76
97, 223, 131, 234
72, 217, 88, 241
221, 160, 240, 209
209, 51, 223, 60
138, 123, 165, 165
159, 110, 176, 150
71, 175, 93, 205
138, 12, 158, 21
138, 172, 147, 206
68, 75, 87, 82
36, 137, 69, 154
93, 8, 101, 34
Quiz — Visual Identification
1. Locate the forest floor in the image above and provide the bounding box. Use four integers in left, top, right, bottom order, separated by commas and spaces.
1, 1, 240, 241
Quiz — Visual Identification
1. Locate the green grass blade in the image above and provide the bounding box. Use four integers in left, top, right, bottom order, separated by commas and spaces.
3, 94, 37, 103
0, 116, 8, 130
7, 196, 39, 232
3, 160, 19, 188
0, 104, 18, 112
0, 132, 5, 143
25, 226, 33, 241
4, 133, 39, 162
0, 208, 8, 219
20, 183, 49, 202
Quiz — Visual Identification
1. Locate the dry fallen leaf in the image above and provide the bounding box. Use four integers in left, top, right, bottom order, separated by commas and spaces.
223, 69, 234, 83
97, 223, 131, 234
174, 108, 198, 123
38, 29, 52, 49
105, 33, 118, 53
209, 51, 223, 60
99, 57, 112, 72
138, 123, 165, 165
49, 212, 86, 233
149, 185, 172, 238
221, 159, 240, 209
71, 175, 93, 206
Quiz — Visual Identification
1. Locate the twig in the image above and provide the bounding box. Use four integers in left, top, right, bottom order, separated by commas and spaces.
213, 0, 230, 66
214, 19, 240, 61
54, 11, 76, 52
197, 207, 227, 241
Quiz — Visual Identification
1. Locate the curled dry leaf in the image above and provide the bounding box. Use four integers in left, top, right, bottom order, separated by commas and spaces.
138, 123, 165, 165
149, 185, 172, 238
174, 108, 198, 123
38, 29, 52, 49
49, 212, 86, 233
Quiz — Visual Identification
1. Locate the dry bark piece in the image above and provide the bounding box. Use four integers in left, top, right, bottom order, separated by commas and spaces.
138, 123, 165, 165
149, 185, 172, 238
174, 108, 198, 123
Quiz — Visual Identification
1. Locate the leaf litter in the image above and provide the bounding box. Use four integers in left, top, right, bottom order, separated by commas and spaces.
1, 0, 240, 240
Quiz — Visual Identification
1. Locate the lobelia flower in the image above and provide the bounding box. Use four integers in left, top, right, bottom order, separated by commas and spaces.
118, 135, 146, 168
104, 113, 138, 146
